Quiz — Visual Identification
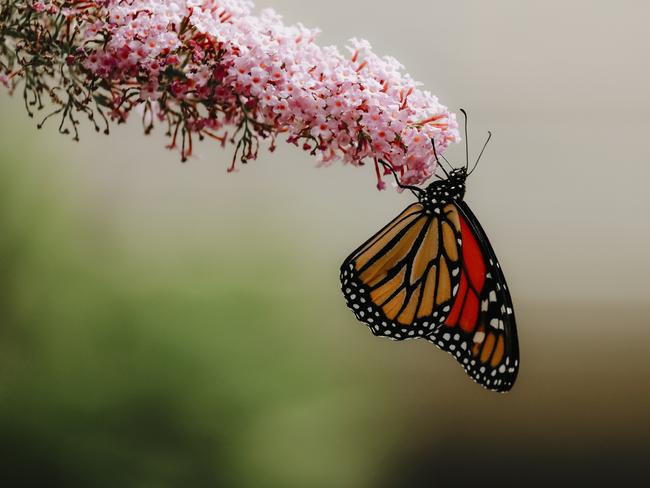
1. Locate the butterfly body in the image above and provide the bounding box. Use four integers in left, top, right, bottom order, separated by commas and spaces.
340, 165, 519, 392
421, 167, 467, 206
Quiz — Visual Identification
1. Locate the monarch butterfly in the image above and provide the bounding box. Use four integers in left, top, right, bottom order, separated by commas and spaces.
340, 113, 519, 392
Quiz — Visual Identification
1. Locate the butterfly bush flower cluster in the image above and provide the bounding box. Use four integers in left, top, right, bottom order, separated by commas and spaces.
0, 0, 460, 187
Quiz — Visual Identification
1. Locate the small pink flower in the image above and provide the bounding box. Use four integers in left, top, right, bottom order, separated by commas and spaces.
310, 118, 333, 140
31, 1, 45, 13
139, 83, 161, 101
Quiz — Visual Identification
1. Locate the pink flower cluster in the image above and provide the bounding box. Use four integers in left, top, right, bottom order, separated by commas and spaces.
2, 0, 460, 187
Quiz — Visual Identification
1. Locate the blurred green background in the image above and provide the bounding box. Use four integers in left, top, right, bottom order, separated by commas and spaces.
1, 1, 649, 487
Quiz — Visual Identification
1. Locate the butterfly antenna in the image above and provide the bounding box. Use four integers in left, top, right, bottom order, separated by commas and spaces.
431, 138, 450, 178
468, 131, 492, 176
377, 160, 424, 197
460, 108, 469, 170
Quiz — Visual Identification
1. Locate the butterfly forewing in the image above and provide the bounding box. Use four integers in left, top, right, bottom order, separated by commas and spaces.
340, 203, 463, 340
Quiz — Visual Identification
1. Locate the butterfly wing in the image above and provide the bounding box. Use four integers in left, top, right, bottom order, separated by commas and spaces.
427, 200, 519, 392
340, 203, 463, 340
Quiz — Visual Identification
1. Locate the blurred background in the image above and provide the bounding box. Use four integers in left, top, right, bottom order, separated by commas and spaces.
1, 0, 649, 486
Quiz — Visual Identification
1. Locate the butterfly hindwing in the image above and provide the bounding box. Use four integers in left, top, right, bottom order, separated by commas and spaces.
340, 203, 463, 340
427, 201, 519, 392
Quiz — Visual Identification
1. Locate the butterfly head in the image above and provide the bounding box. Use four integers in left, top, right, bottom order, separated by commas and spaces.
448, 167, 468, 187
421, 167, 467, 206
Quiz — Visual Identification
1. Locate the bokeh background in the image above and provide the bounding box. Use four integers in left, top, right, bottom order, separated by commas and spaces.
1, 1, 649, 486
